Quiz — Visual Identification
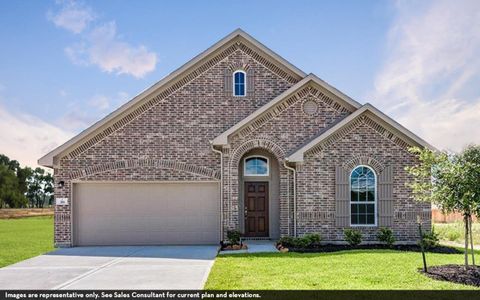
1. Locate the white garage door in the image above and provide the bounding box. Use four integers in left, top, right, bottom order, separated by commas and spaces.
73, 182, 220, 246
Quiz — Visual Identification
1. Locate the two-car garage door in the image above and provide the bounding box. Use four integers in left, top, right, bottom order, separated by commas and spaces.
72, 182, 220, 246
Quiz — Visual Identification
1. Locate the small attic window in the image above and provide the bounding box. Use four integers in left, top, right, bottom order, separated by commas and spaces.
233, 70, 246, 96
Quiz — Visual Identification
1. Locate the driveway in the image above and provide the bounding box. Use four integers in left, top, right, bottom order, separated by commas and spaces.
0, 246, 218, 290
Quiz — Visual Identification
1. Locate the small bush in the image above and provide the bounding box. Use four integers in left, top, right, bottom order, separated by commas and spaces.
344, 228, 362, 246
278, 233, 322, 249
278, 236, 296, 248
377, 227, 395, 247
303, 233, 322, 245
227, 230, 241, 245
420, 227, 440, 250
446, 231, 461, 242
292, 237, 310, 249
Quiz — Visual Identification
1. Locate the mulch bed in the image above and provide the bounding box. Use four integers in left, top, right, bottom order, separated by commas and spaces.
283, 244, 462, 254
421, 264, 480, 287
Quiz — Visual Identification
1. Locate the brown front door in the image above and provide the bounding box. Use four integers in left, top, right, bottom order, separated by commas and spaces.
244, 182, 269, 237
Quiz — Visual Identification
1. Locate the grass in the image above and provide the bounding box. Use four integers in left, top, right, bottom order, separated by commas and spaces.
205, 250, 480, 290
435, 222, 480, 246
0, 216, 54, 268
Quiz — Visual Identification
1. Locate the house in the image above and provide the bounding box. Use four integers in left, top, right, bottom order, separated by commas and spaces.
39, 29, 433, 247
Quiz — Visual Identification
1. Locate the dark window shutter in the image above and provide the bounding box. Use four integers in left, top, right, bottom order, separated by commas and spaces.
378, 166, 394, 226
335, 165, 350, 227
247, 68, 255, 95
224, 69, 233, 95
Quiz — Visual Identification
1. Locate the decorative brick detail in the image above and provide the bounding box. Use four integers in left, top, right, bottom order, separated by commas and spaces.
342, 155, 385, 173
307, 115, 415, 157
69, 159, 220, 180
233, 86, 354, 142
230, 139, 287, 166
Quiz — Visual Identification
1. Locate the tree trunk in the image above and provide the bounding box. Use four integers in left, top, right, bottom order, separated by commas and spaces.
464, 214, 470, 267
469, 215, 475, 266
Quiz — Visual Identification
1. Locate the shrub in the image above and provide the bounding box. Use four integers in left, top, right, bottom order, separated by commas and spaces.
277, 236, 296, 248
377, 227, 395, 247
420, 227, 440, 250
446, 231, 461, 242
344, 228, 362, 246
292, 237, 310, 249
303, 233, 322, 245
227, 230, 241, 245
277, 233, 322, 249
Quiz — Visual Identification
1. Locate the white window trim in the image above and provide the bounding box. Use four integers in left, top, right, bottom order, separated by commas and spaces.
244, 155, 269, 176
349, 165, 377, 227
233, 70, 247, 97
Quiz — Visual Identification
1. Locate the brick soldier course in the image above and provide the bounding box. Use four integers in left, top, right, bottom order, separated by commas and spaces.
40, 29, 433, 247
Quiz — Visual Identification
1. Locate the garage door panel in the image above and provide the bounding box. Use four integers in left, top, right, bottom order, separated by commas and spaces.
73, 182, 219, 246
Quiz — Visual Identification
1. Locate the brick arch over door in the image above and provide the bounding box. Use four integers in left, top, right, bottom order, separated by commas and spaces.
224, 138, 291, 236
68, 159, 220, 180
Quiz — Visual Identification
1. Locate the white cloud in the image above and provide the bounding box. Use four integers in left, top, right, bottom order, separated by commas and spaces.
371, 0, 480, 151
67, 22, 157, 78
0, 104, 74, 168
47, 0, 95, 34
49, 2, 158, 78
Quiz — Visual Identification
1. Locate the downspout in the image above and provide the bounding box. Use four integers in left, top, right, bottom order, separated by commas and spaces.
283, 161, 296, 237
211, 143, 224, 241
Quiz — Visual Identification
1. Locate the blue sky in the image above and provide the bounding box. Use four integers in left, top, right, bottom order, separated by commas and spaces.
0, 0, 479, 167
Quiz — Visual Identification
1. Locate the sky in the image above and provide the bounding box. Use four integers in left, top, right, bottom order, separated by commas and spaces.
0, 0, 479, 168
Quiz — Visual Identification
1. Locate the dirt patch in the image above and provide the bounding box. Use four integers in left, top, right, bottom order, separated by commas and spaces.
421, 265, 480, 287
283, 244, 462, 254
0, 208, 54, 219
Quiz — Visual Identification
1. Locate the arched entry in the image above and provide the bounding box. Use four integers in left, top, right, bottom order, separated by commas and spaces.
238, 149, 280, 238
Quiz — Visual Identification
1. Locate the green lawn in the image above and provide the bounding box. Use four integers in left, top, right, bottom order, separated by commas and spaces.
0, 216, 54, 268
205, 250, 480, 290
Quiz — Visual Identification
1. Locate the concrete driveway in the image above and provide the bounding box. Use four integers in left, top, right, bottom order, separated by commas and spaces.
0, 246, 218, 290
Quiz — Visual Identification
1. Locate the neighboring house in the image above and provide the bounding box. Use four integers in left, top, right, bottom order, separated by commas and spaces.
39, 29, 433, 247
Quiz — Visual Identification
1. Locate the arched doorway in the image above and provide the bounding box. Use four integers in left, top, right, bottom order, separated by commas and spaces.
238, 148, 280, 239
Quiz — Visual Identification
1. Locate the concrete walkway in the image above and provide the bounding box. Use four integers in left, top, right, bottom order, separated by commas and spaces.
0, 246, 218, 290
219, 240, 279, 255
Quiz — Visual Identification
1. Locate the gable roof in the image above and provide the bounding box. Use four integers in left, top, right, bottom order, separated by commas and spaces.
38, 29, 307, 168
286, 103, 437, 162
211, 73, 362, 146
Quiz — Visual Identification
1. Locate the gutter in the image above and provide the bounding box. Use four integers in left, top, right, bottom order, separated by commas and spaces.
283, 161, 297, 237
211, 143, 224, 241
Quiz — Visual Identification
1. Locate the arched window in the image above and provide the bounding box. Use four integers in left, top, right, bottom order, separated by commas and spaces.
244, 156, 269, 176
233, 70, 246, 96
350, 165, 376, 226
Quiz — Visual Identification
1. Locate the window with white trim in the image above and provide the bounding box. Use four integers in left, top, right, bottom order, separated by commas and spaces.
350, 165, 376, 225
233, 70, 246, 96
244, 156, 269, 176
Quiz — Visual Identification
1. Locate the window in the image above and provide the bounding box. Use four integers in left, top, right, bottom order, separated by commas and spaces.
244, 156, 269, 176
233, 70, 246, 96
350, 166, 376, 226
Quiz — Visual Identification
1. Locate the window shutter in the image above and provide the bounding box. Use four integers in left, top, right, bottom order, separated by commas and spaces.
335, 165, 350, 227
247, 68, 255, 95
378, 166, 394, 227
224, 69, 233, 95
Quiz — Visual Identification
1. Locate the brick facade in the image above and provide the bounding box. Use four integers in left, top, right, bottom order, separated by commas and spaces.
50, 33, 431, 247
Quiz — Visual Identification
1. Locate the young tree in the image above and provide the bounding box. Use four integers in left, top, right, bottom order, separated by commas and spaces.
407, 146, 479, 267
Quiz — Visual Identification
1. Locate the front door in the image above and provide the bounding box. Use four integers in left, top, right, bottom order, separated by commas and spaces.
244, 182, 269, 237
